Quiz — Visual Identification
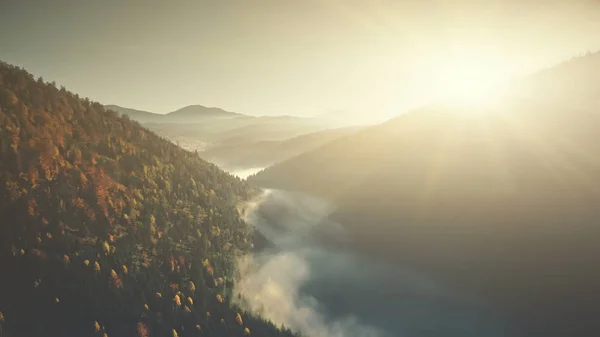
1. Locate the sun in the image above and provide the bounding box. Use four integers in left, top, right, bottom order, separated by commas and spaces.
430, 56, 511, 108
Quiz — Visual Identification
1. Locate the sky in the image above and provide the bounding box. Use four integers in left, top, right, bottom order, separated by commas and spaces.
1, 0, 600, 121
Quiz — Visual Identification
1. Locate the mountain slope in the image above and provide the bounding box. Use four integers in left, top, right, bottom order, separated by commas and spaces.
202, 126, 361, 169
0, 61, 296, 337
248, 53, 600, 337
104, 104, 248, 124
104, 105, 336, 152
165, 105, 247, 122
104, 105, 165, 124
144, 116, 336, 154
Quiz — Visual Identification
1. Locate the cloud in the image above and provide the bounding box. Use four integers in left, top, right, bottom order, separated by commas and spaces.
233, 190, 388, 337
233, 250, 388, 337
234, 189, 505, 337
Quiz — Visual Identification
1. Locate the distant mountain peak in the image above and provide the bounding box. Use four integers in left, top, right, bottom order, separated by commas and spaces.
104, 104, 251, 123
168, 105, 245, 118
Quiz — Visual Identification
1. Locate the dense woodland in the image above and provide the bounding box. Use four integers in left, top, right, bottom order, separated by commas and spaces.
0, 61, 297, 337
249, 53, 600, 337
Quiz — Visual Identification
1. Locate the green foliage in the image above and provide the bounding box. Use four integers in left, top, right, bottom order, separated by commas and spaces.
0, 61, 293, 337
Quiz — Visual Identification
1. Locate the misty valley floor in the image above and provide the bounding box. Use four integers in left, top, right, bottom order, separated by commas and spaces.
233, 188, 510, 337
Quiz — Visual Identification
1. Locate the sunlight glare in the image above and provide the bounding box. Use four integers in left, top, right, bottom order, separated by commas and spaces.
430, 54, 511, 109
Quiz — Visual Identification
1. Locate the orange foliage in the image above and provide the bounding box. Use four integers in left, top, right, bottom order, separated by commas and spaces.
30, 248, 47, 261
136, 322, 149, 337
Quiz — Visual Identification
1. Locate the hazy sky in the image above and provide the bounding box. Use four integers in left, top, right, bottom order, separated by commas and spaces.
1, 1, 599, 120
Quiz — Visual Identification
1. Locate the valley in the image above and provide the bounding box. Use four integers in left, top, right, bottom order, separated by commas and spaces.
3, 52, 599, 337
2, 3, 600, 336
233, 189, 507, 337
246, 52, 600, 337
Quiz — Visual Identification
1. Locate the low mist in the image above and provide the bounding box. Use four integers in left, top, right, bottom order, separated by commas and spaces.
230, 167, 266, 180
233, 190, 507, 337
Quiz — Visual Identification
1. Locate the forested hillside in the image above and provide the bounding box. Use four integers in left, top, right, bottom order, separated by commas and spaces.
249, 53, 600, 336
0, 61, 297, 337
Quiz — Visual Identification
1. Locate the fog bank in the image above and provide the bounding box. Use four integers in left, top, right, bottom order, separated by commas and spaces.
234, 189, 507, 337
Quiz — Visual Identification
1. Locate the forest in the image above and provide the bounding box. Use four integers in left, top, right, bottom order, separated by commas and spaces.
0, 61, 298, 337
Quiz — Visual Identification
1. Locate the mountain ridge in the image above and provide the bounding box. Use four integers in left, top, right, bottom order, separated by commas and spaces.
248, 52, 600, 337
0, 60, 298, 337
104, 104, 249, 123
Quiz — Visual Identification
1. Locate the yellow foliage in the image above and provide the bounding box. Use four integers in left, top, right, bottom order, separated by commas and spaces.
156, 292, 162, 298
189, 281, 196, 293
244, 327, 251, 335
19, 249, 25, 256
110, 269, 123, 289
103, 333, 108, 337
46, 233, 52, 239
184, 306, 191, 313
94, 321, 102, 332
216, 294, 224, 303
172, 329, 178, 337
103, 241, 110, 255
84, 260, 90, 266
94, 261, 101, 272
173, 294, 181, 306
122, 265, 128, 274
187, 297, 194, 306
0, 311, 4, 322
236, 313, 243, 326
144, 304, 149, 311
63, 255, 70, 265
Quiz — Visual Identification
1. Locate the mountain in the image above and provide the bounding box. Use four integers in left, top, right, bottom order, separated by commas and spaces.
516, 50, 600, 111
103, 105, 165, 124
0, 61, 297, 337
165, 105, 248, 123
104, 105, 337, 151
144, 116, 336, 154
104, 104, 247, 124
211, 116, 335, 146
248, 53, 600, 337
202, 126, 362, 170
